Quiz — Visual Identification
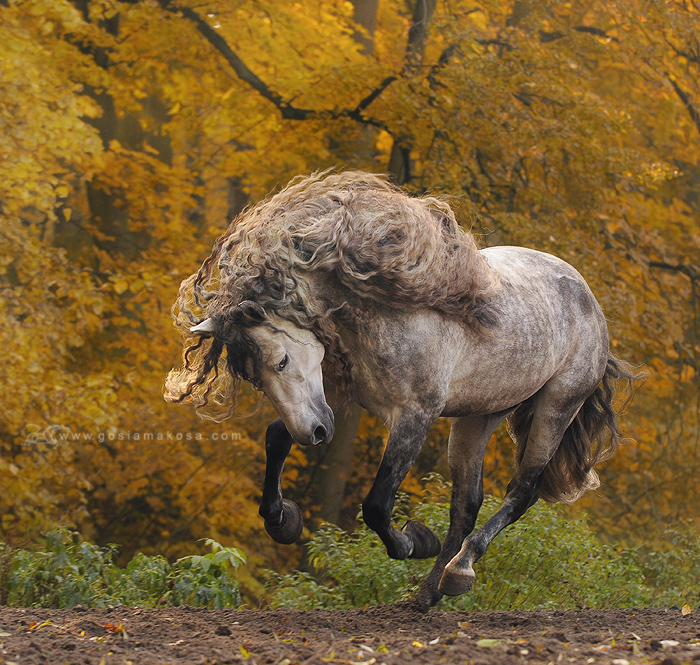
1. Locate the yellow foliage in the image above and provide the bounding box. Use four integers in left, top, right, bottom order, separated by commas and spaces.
1, 0, 700, 590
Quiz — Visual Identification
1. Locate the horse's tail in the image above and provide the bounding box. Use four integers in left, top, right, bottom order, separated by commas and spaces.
507, 354, 644, 504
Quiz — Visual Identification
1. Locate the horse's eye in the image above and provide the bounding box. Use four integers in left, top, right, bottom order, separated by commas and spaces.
276, 354, 289, 372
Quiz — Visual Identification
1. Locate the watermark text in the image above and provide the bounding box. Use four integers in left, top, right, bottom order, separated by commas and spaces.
23, 425, 241, 446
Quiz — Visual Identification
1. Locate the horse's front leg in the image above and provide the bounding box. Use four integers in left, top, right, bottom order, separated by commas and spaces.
362, 412, 441, 560
258, 418, 304, 544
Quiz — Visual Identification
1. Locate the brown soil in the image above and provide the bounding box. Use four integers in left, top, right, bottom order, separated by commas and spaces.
0, 605, 698, 665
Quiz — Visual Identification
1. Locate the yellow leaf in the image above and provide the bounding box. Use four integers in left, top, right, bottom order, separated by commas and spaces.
143, 143, 160, 155
682, 604, 692, 616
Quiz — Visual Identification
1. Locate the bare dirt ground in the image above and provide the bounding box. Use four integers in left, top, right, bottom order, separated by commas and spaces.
0, 605, 698, 665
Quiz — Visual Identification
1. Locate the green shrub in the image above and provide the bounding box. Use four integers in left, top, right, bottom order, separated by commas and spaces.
435, 497, 650, 611
1, 529, 245, 609
267, 477, 656, 611
636, 524, 700, 608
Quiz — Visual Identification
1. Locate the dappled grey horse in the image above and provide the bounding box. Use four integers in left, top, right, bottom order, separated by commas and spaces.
166, 171, 635, 609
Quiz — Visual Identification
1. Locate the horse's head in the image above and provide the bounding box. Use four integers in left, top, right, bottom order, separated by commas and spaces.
191, 302, 335, 445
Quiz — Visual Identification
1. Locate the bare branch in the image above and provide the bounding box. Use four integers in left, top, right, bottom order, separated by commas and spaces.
159, 1, 394, 130
573, 25, 620, 42
649, 259, 700, 281
354, 76, 397, 112
159, 1, 312, 120
666, 73, 700, 138
540, 26, 619, 44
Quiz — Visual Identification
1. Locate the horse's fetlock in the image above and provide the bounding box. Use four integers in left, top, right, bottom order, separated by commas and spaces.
264, 499, 303, 545
258, 502, 282, 524
461, 534, 485, 563
385, 533, 413, 560
402, 520, 441, 559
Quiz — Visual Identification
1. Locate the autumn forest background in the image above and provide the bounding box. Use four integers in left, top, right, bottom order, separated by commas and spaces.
2, 0, 700, 603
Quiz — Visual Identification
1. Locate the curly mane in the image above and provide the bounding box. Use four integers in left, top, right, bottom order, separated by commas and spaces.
165, 171, 497, 420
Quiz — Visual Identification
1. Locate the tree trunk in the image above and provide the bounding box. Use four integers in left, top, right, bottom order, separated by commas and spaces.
389, 0, 437, 185
351, 0, 379, 54
316, 404, 363, 524
310, 0, 438, 530
305, 0, 381, 528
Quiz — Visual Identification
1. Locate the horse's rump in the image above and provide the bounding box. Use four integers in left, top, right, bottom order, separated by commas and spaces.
507, 354, 642, 503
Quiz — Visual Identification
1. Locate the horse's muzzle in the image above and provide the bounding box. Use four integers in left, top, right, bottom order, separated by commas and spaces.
310, 406, 334, 445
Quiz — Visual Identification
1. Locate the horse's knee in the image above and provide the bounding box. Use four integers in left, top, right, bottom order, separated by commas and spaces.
361, 498, 390, 533
266, 418, 292, 447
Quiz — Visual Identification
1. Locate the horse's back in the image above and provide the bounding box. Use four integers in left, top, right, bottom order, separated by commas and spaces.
481, 246, 607, 342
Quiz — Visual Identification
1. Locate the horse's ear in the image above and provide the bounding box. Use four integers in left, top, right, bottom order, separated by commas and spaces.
235, 300, 266, 323
190, 318, 215, 334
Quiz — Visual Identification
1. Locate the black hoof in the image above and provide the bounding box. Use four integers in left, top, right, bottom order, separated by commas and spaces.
402, 520, 441, 559
415, 581, 443, 611
264, 499, 303, 544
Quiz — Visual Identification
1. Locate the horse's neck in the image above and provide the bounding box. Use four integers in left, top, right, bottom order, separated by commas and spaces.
306, 272, 368, 332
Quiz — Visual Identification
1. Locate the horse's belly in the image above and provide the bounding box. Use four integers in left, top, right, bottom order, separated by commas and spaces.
440, 366, 553, 417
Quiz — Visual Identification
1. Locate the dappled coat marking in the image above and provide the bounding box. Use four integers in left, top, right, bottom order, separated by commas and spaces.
166, 171, 637, 609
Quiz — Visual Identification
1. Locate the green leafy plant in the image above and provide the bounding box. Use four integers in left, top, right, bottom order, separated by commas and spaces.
2, 528, 245, 609
268, 476, 657, 611
636, 524, 700, 608
172, 539, 246, 608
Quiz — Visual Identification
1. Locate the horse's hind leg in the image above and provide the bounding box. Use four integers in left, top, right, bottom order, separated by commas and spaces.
415, 413, 505, 610
362, 412, 441, 561
439, 390, 585, 596
258, 418, 304, 544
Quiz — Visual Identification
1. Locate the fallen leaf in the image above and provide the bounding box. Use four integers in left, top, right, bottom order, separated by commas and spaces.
412, 640, 423, 647
27, 620, 50, 631
682, 604, 692, 616
476, 638, 503, 647
660, 640, 679, 648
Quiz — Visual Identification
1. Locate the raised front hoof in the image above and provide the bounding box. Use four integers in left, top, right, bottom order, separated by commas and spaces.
438, 564, 475, 597
402, 520, 441, 559
264, 499, 303, 544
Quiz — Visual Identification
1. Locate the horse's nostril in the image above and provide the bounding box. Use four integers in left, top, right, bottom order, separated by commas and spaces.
313, 425, 327, 443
